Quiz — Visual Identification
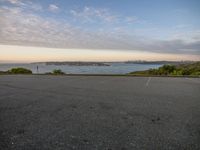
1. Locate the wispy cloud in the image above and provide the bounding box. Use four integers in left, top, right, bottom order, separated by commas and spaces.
48, 4, 59, 13
70, 6, 141, 25
1, 0, 43, 11
125, 16, 138, 23
70, 6, 119, 23
5, 0, 24, 5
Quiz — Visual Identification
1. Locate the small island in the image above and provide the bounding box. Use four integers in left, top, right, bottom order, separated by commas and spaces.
43, 61, 110, 66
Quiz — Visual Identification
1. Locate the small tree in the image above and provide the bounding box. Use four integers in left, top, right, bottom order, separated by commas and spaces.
52, 69, 65, 75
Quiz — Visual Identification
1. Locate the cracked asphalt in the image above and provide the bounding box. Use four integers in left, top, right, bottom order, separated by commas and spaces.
0, 75, 200, 150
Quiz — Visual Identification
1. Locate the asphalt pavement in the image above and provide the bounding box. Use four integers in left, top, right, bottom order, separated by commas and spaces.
0, 75, 200, 150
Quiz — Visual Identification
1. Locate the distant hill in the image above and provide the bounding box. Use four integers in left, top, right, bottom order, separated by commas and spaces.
129, 62, 200, 76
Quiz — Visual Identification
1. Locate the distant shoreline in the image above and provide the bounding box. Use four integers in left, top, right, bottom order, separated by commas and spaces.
30, 60, 197, 66
0, 60, 197, 65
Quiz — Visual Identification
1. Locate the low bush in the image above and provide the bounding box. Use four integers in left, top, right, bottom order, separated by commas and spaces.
52, 69, 65, 75
8, 68, 32, 74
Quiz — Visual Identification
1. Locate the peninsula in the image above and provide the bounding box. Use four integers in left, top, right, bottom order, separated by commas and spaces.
42, 61, 110, 66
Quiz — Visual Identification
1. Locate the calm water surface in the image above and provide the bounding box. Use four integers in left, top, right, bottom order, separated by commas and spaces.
0, 63, 162, 74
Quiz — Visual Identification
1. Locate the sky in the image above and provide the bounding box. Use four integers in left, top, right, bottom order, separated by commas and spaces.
0, 0, 200, 62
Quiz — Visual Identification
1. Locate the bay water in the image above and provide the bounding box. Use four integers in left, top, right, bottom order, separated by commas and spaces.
0, 63, 162, 74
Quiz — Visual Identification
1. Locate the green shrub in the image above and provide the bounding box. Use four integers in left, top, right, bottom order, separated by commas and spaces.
157, 65, 176, 75
8, 68, 32, 74
191, 71, 200, 75
52, 69, 65, 75
129, 62, 200, 76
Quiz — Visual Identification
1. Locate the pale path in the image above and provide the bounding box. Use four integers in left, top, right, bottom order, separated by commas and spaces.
0, 75, 200, 150
145, 77, 151, 87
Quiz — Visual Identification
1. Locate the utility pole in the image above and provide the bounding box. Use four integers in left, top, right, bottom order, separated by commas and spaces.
37, 65, 39, 74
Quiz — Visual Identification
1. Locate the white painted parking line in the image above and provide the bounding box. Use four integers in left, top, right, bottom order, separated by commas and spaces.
146, 77, 151, 87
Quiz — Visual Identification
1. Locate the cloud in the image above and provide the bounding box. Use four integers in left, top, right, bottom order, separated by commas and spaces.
139, 39, 200, 55
1, 0, 43, 11
5, 0, 24, 5
48, 4, 59, 13
0, 6, 127, 50
70, 6, 119, 23
125, 16, 138, 23
0, 3, 199, 55
0, 6, 77, 47
70, 6, 141, 25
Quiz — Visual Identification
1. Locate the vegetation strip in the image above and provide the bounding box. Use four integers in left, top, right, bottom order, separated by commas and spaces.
129, 62, 200, 76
